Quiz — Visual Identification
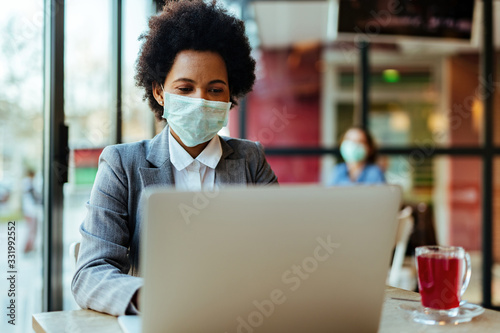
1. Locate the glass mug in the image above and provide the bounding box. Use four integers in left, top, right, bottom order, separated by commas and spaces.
415, 246, 471, 316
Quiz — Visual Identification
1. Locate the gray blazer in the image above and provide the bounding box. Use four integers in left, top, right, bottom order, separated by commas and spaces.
71, 127, 278, 316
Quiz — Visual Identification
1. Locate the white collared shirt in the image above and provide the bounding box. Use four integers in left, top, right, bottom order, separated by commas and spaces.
168, 130, 222, 191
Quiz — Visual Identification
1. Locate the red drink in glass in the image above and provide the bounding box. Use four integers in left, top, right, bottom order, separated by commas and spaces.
417, 254, 462, 310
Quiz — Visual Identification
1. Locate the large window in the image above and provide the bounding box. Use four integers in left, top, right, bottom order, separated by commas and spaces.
0, 1, 44, 331
63, 0, 114, 310
62, 0, 154, 310
122, 0, 155, 142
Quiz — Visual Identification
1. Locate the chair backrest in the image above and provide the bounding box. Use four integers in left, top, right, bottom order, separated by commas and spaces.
69, 241, 80, 265
388, 206, 414, 287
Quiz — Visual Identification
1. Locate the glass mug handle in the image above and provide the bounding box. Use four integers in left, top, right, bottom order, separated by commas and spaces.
460, 252, 472, 297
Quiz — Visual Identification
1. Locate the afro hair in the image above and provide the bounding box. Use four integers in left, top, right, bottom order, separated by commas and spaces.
135, 0, 256, 121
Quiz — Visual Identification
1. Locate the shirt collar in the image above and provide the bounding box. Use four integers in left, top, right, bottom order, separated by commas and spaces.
168, 130, 222, 171
196, 135, 222, 169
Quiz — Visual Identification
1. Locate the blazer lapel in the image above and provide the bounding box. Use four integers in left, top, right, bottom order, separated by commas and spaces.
139, 164, 174, 188
215, 138, 246, 185
138, 130, 246, 187
139, 126, 175, 188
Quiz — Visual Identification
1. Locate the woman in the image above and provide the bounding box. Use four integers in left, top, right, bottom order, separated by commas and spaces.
22, 169, 41, 253
329, 126, 385, 185
71, 0, 278, 316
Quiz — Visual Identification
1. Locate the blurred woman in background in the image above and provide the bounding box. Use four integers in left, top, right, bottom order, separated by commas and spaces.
329, 126, 385, 186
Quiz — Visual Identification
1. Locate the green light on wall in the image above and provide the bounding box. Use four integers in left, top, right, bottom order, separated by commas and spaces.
383, 69, 400, 83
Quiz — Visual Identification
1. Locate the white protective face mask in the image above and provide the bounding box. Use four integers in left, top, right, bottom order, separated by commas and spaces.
162, 92, 231, 147
340, 140, 367, 163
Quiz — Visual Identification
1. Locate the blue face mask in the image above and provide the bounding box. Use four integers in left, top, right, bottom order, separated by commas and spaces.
340, 140, 367, 163
162, 92, 231, 147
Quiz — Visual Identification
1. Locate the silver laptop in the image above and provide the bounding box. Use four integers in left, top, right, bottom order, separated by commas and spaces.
135, 185, 401, 333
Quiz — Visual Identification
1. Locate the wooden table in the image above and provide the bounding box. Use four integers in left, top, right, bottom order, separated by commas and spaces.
33, 287, 500, 333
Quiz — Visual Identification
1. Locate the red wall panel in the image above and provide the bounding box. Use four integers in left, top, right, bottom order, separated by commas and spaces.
230, 47, 322, 183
